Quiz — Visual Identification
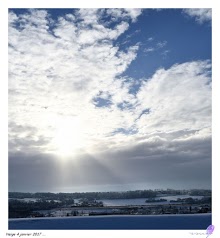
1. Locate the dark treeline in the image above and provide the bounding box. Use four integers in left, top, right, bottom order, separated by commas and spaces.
9, 189, 211, 200
9, 190, 158, 200
9, 200, 62, 218
169, 196, 211, 204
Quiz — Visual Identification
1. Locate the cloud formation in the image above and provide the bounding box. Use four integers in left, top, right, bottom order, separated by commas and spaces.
183, 8, 212, 24
8, 9, 211, 192
8, 9, 140, 152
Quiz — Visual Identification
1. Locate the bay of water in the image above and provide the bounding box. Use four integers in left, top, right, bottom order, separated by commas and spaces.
98, 195, 204, 206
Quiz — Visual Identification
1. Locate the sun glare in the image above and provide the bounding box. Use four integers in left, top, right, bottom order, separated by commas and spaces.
52, 117, 84, 157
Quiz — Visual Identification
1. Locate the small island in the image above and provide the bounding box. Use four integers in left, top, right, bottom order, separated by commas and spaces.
145, 198, 167, 203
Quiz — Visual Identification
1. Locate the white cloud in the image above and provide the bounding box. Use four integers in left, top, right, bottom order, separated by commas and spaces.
77, 8, 100, 25
106, 8, 142, 22
144, 40, 167, 54
183, 8, 212, 24
161, 50, 170, 56
144, 47, 155, 53
8, 9, 211, 161
156, 40, 167, 48
124, 8, 142, 22
147, 37, 154, 41
136, 60, 211, 135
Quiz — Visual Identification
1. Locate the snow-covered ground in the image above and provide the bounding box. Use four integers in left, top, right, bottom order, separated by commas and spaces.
9, 214, 211, 230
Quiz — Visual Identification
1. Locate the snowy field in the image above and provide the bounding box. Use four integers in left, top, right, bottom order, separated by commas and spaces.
9, 214, 211, 230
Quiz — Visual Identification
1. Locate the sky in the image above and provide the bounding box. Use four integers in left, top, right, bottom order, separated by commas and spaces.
8, 8, 212, 193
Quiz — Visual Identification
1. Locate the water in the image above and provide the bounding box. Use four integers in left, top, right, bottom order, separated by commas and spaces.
98, 195, 204, 206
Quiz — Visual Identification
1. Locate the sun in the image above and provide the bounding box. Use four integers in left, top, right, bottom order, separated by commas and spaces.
52, 116, 84, 157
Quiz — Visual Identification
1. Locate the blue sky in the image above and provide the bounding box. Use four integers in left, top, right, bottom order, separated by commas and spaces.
8, 8, 211, 192
120, 9, 211, 79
